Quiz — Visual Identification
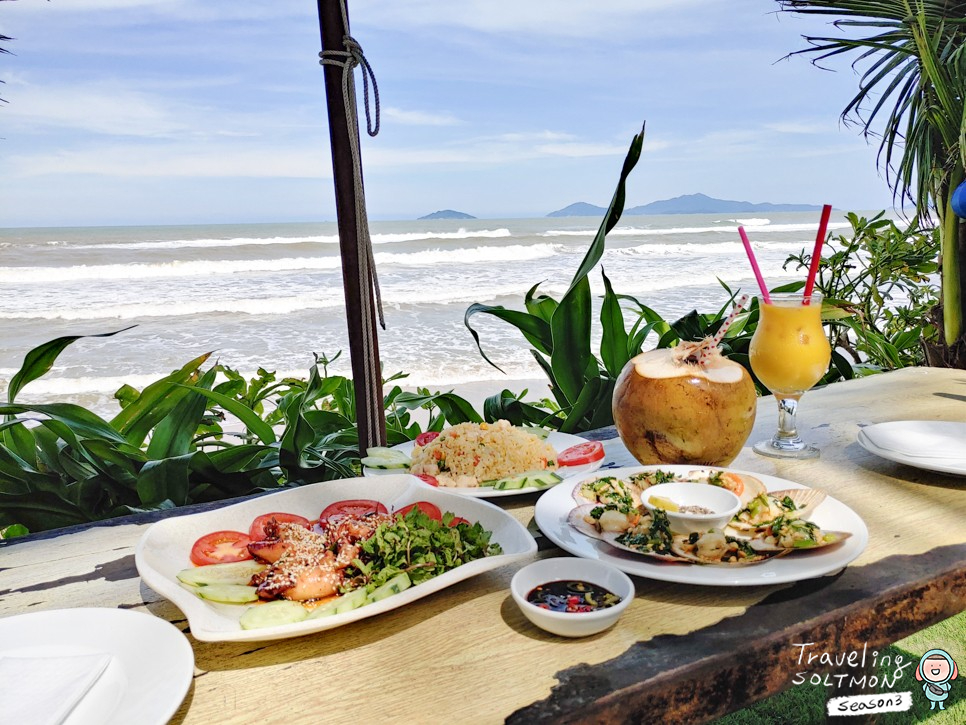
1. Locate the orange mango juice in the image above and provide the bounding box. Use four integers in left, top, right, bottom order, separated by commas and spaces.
749, 297, 830, 395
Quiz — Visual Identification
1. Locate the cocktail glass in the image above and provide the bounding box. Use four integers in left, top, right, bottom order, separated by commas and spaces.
749, 292, 831, 459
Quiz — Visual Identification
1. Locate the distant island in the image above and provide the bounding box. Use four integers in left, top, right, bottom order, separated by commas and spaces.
547, 193, 823, 217
418, 209, 476, 220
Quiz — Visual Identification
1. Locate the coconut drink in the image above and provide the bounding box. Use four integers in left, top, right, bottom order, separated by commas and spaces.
612, 342, 757, 466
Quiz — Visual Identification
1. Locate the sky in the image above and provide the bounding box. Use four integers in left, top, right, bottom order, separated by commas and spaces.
0, 0, 899, 227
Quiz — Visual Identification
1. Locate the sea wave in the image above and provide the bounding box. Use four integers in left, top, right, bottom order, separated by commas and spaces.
0, 242, 559, 283
56, 228, 513, 251
613, 240, 813, 256
545, 221, 850, 237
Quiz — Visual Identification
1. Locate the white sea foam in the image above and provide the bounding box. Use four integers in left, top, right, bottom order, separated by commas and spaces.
545, 221, 849, 237
613, 240, 813, 256
60, 227, 513, 251
0, 242, 558, 284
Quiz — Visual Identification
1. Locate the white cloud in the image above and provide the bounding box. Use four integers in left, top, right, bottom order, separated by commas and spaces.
383, 107, 462, 126
353, 0, 710, 39
9, 143, 330, 179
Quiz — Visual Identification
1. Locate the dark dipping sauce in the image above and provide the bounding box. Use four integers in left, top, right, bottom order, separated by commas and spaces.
526, 580, 622, 613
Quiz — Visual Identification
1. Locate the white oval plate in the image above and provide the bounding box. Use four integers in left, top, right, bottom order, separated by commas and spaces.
534, 465, 868, 586
362, 431, 604, 497
136, 474, 537, 642
858, 423, 966, 477
0, 608, 193, 725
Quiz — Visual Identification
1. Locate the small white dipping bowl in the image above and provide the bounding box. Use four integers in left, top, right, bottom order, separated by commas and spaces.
510, 557, 634, 638
641, 481, 741, 534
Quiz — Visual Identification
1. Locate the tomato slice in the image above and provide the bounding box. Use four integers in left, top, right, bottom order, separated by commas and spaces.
249, 512, 312, 542
414, 473, 439, 487
395, 501, 442, 521
415, 431, 440, 447
319, 499, 388, 528
190, 530, 253, 566
447, 516, 470, 527
557, 441, 605, 467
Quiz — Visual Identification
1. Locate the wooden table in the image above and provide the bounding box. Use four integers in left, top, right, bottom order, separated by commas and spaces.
3, 367, 965, 724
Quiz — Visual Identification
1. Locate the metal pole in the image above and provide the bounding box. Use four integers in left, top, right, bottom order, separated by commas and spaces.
316, 0, 387, 450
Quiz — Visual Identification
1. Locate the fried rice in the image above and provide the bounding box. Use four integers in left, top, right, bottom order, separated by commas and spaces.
410, 419, 557, 487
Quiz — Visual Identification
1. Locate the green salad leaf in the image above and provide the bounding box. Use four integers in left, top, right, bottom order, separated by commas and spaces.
349, 509, 502, 589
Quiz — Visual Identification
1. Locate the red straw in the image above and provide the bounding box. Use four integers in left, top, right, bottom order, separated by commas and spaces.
803, 204, 832, 305
738, 226, 771, 304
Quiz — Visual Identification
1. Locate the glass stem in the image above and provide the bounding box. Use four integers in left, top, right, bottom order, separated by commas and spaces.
773, 394, 804, 449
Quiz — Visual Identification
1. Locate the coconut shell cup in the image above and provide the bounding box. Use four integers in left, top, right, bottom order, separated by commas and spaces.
612, 347, 757, 466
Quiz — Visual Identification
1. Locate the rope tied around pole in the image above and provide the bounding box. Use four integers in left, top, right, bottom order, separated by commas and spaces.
318, 3, 385, 332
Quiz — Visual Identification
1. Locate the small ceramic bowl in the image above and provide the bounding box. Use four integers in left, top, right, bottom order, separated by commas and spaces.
641, 482, 741, 534
510, 557, 634, 638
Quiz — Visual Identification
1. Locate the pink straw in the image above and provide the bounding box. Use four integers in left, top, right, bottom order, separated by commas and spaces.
803, 204, 832, 305
738, 226, 770, 304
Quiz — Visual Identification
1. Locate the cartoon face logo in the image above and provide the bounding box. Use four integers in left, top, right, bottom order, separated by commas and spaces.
915, 649, 958, 711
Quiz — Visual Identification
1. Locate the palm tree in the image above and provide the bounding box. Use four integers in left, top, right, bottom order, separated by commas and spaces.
778, 0, 966, 367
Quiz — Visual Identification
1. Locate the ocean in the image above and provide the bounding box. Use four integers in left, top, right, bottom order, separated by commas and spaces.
0, 212, 856, 415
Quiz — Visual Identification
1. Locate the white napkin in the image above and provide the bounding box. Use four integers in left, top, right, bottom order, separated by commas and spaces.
861, 421, 966, 460
0, 652, 112, 725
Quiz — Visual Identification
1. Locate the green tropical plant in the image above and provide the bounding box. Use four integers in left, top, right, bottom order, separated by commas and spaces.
464, 125, 848, 430
783, 211, 940, 371
778, 0, 966, 366
0, 332, 485, 534
465, 126, 648, 433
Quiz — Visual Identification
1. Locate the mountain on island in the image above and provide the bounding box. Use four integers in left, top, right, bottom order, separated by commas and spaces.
547, 193, 822, 217
547, 202, 607, 218
418, 209, 477, 220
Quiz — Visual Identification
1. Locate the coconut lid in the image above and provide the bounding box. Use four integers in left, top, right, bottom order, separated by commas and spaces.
630, 345, 746, 384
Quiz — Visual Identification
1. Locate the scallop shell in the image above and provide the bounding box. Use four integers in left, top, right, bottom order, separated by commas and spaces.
600, 530, 683, 563
571, 474, 642, 508
567, 504, 606, 539
670, 533, 786, 566
747, 529, 852, 553
684, 469, 767, 506
767, 488, 827, 521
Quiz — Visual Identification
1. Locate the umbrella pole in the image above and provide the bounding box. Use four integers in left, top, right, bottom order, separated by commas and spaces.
316, 0, 387, 450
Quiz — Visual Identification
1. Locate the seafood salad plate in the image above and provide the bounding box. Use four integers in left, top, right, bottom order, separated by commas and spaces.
534, 465, 868, 586
136, 475, 536, 642
361, 421, 605, 498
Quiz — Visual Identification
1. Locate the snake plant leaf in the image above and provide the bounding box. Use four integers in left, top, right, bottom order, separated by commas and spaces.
464, 303, 554, 371
559, 375, 604, 434
0, 421, 38, 470
177, 384, 276, 446
0, 403, 128, 445
6, 326, 136, 404
550, 274, 594, 403
148, 367, 218, 458
600, 269, 630, 378
111, 352, 212, 446
524, 282, 559, 324
137, 454, 192, 507
482, 389, 556, 427
0, 490, 89, 530
393, 391, 483, 424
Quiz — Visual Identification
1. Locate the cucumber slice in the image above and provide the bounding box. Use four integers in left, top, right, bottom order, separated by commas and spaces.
518, 426, 551, 440
196, 583, 260, 604
334, 587, 370, 614
176, 560, 266, 587
365, 446, 396, 456
360, 449, 411, 469
306, 597, 343, 619
526, 470, 564, 488
239, 600, 309, 630
491, 473, 529, 490
368, 572, 412, 603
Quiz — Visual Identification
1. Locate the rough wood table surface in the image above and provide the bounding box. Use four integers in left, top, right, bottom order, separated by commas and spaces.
2, 367, 965, 724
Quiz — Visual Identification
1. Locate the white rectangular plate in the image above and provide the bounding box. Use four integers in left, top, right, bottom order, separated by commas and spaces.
135, 475, 536, 642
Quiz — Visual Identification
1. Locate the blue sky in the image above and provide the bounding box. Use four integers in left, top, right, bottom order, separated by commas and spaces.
1, 0, 897, 227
